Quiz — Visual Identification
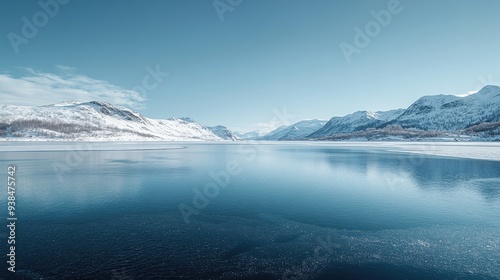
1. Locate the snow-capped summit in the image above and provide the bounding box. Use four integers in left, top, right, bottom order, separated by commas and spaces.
86, 101, 148, 123
399, 95, 460, 117
466, 85, 500, 103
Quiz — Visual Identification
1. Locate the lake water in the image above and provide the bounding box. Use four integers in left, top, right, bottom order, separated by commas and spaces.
0, 142, 499, 279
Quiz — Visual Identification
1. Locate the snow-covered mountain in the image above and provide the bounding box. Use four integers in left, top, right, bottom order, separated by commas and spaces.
388, 85, 500, 131
234, 130, 265, 140
260, 119, 328, 140
0, 101, 225, 141
208, 125, 239, 141
308, 110, 404, 138
307, 85, 500, 140
2, 85, 499, 142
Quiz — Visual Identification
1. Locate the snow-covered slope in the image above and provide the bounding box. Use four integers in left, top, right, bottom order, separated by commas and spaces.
308, 110, 405, 138
234, 130, 265, 140
390, 85, 500, 130
307, 85, 500, 140
260, 119, 328, 140
0, 101, 223, 141
208, 125, 239, 141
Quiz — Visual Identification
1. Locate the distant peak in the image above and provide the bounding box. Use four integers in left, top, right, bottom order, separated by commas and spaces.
481, 84, 500, 90
476, 85, 500, 94
52, 100, 115, 108
179, 117, 196, 123
86, 101, 114, 107
455, 85, 500, 98
209, 125, 227, 129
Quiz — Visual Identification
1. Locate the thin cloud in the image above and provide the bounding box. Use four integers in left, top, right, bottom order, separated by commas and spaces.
0, 67, 145, 109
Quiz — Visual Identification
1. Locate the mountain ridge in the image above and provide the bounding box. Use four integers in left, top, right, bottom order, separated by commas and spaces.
303, 85, 500, 141
1, 85, 499, 141
0, 101, 231, 141
259, 119, 328, 140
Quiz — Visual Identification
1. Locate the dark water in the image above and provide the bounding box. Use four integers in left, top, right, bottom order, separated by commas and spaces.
0, 142, 499, 279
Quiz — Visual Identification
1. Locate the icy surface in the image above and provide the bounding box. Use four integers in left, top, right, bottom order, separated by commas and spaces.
276, 141, 500, 162
22, 213, 500, 279
5, 142, 500, 279
379, 142, 500, 161
2, 141, 500, 161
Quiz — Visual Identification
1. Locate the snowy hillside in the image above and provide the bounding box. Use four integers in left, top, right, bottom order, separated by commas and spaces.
389, 85, 500, 130
0, 101, 224, 141
307, 85, 500, 140
208, 125, 239, 141
308, 110, 405, 138
234, 130, 265, 140
260, 119, 328, 140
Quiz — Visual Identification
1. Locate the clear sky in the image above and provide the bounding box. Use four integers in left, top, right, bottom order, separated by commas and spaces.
1, 0, 500, 132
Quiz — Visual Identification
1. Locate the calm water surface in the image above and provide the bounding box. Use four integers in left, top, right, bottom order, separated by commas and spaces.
0, 142, 499, 279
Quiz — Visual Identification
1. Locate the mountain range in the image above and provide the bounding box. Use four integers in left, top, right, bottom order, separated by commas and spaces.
1, 85, 499, 141
260, 85, 500, 141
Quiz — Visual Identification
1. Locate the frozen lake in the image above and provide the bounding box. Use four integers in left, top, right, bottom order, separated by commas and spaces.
0, 142, 499, 279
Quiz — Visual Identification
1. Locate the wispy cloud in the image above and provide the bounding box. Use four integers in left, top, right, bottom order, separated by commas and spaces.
0, 67, 145, 109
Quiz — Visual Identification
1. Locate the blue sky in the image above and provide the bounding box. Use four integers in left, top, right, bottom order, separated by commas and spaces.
1, 0, 500, 132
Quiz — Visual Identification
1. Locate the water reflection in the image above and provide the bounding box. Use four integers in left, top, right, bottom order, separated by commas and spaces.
1, 143, 499, 229
1, 142, 500, 279
313, 147, 500, 200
